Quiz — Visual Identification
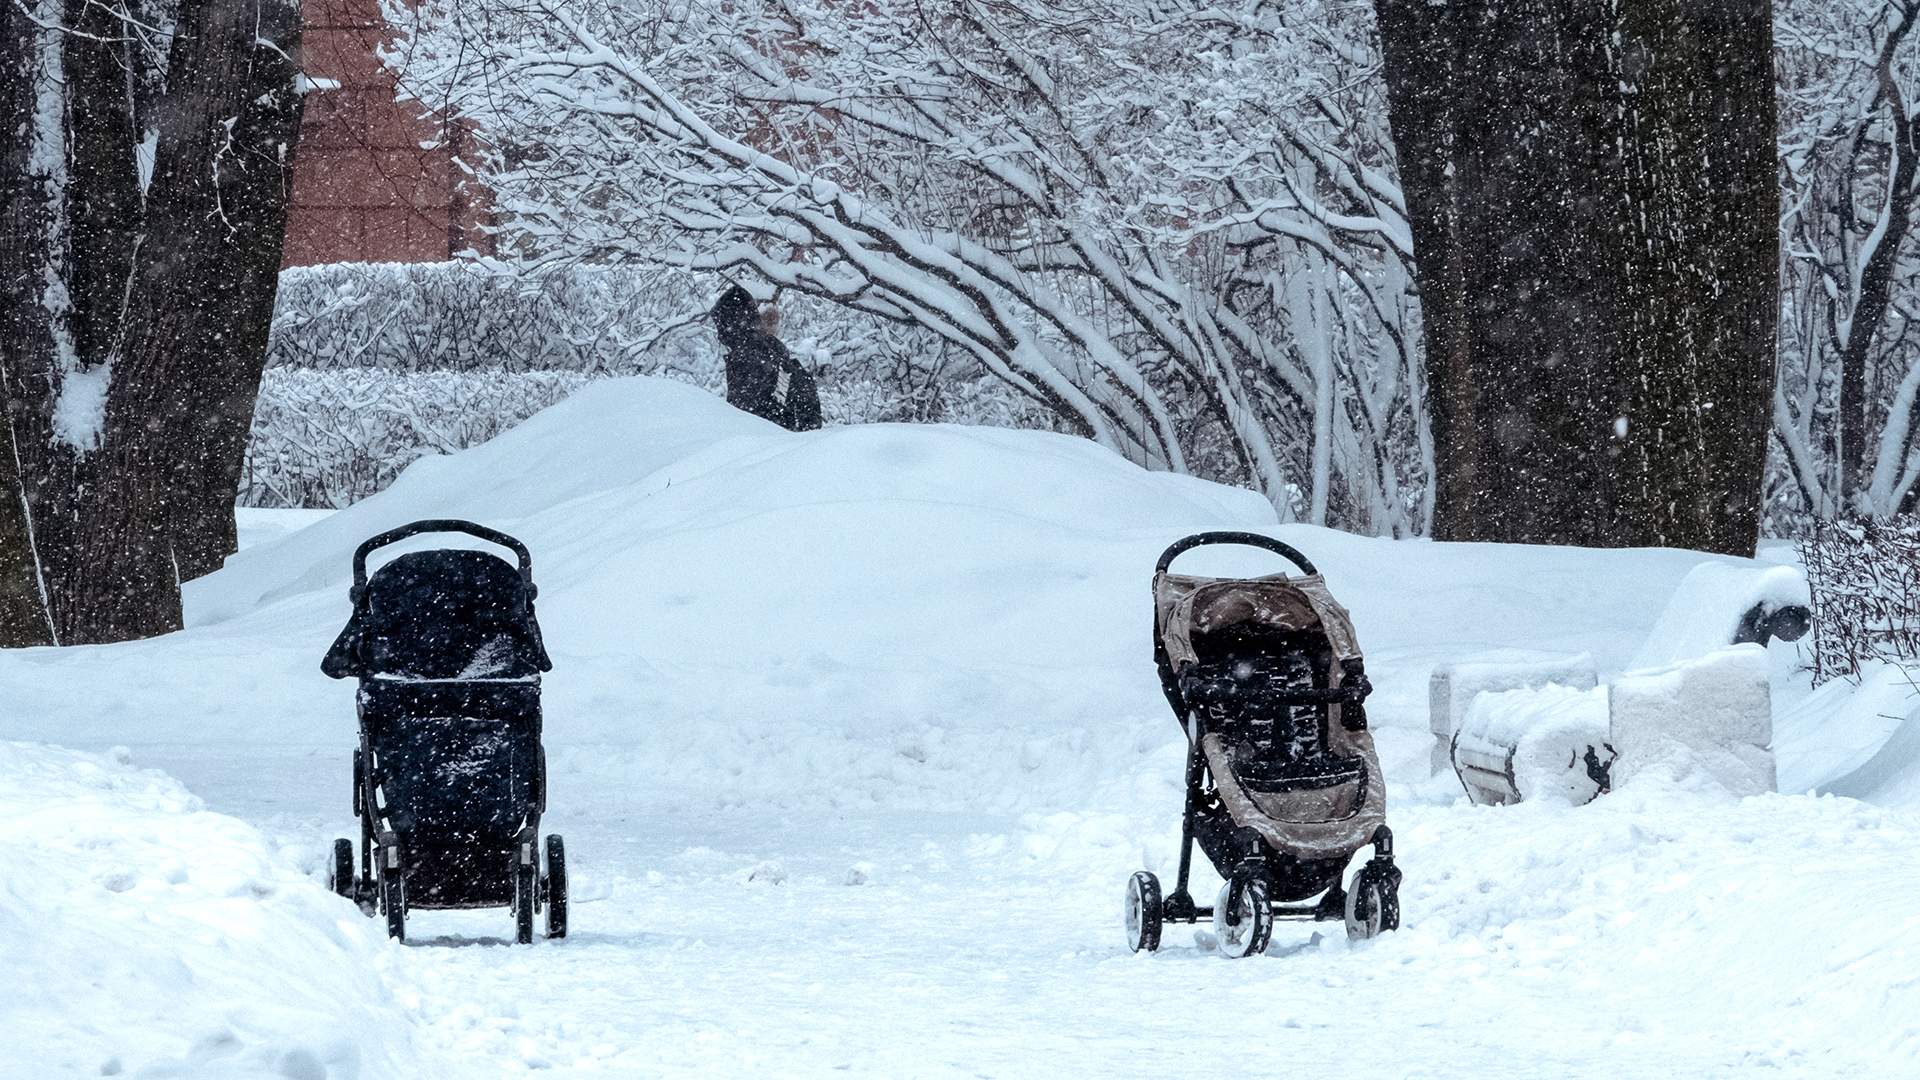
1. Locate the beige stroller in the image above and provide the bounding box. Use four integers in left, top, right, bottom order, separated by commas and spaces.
1125, 532, 1400, 957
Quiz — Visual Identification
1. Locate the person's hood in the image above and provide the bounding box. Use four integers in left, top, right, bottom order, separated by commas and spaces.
711, 285, 758, 345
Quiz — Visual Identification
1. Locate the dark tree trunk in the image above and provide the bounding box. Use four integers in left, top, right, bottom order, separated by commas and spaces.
1373, 0, 1777, 555
0, 0, 64, 647
0, 0, 303, 645
97, 0, 306, 595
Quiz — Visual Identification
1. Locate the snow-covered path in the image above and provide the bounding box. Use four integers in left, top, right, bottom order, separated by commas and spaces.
141, 738, 1919, 1080
8, 380, 1920, 1078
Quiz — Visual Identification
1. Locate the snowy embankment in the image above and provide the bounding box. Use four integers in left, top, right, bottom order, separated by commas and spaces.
0, 743, 418, 1078
13, 378, 1830, 809
3, 375, 1919, 1076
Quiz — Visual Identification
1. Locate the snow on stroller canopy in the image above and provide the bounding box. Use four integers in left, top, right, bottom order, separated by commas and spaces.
1154, 571, 1362, 671
323, 549, 551, 681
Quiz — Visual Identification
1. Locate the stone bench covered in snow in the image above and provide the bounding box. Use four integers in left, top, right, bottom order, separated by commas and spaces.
1435, 561, 1807, 805
1429, 652, 1599, 776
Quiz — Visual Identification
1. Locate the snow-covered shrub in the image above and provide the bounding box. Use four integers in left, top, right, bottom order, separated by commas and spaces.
250, 262, 1063, 506
1800, 517, 1920, 682
269, 261, 701, 374
243, 368, 591, 507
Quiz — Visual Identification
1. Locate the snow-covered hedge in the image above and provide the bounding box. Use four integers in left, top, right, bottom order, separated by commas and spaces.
245, 368, 591, 508
249, 263, 1061, 507
269, 261, 687, 374
1800, 517, 1920, 682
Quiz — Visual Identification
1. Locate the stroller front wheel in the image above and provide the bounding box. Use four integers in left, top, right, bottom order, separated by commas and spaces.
381, 867, 406, 942
1124, 871, 1163, 953
513, 844, 538, 945
1213, 873, 1271, 958
1343, 862, 1399, 940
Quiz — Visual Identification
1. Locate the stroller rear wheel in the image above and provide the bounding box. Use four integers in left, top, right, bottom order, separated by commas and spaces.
1124, 871, 1163, 953
380, 861, 406, 942
329, 839, 355, 901
544, 834, 568, 940
1214, 873, 1272, 958
513, 841, 538, 945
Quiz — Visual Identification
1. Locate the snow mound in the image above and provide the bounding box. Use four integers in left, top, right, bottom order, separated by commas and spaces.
0, 743, 417, 1078
190, 376, 1269, 631
1629, 560, 1809, 671
0, 375, 1873, 814
1776, 663, 1920, 807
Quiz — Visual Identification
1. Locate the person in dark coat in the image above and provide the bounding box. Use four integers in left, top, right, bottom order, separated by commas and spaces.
710, 285, 822, 431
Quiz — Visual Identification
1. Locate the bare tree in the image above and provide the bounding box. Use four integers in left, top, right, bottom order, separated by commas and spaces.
0, 0, 305, 645
390, 0, 1432, 534
1774, 0, 1920, 523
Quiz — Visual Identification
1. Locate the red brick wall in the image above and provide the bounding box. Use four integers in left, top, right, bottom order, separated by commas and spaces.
284, 0, 489, 266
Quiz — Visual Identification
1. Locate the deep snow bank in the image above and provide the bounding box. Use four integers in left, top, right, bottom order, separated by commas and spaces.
0, 743, 417, 1078
0, 375, 1879, 810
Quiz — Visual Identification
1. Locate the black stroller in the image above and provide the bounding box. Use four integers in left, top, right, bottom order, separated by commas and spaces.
1125, 532, 1400, 957
323, 520, 568, 944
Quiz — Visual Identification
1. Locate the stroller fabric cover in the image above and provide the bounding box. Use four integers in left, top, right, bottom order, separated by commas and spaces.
1154, 569, 1386, 862
322, 520, 570, 943
323, 549, 551, 681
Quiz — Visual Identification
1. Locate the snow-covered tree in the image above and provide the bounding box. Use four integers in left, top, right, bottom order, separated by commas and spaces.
1774, 0, 1920, 523
387, 0, 1431, 534
0, 0, 305, 644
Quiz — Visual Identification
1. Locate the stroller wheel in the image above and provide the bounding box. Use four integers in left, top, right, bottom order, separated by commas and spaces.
329, 839, 355, 902
545, 835, 568, 940
1213, 873, 1272, 958
1344, 863, 1399, 940
1124, 871, 1162, 953
381, 862, 406, 942
513, 843, 538, 945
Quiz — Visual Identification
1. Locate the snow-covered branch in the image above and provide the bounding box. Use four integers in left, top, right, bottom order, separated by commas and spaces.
384, 0, 1428, 533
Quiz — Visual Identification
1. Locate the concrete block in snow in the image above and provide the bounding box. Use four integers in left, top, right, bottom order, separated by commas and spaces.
1609, 645, 1775, 796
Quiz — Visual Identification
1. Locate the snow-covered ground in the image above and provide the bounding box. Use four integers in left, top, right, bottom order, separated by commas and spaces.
4, 377, 1918, 1078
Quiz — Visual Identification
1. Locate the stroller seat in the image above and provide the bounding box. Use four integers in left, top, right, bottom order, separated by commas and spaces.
324, 548, 547, 683
357, 680, 542, 840
1231, 752, 1366, 796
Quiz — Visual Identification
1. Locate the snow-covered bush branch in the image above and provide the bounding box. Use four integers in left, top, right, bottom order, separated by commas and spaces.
383, 0, 1429, 533
1774, 0, 1920, 526
1799, 516, 1920, 682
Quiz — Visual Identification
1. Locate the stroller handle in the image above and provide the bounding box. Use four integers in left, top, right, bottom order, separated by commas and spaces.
1155, 531, 1317, 577
352, 519, 535, 591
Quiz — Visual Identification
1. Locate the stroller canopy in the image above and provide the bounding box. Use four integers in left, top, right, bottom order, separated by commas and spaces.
324, 549, 552, 681
1155, 572, 1361, 673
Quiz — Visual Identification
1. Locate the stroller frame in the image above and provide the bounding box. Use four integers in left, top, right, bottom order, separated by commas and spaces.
325, 519, 568, 945
1129, 532, 1400, 956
